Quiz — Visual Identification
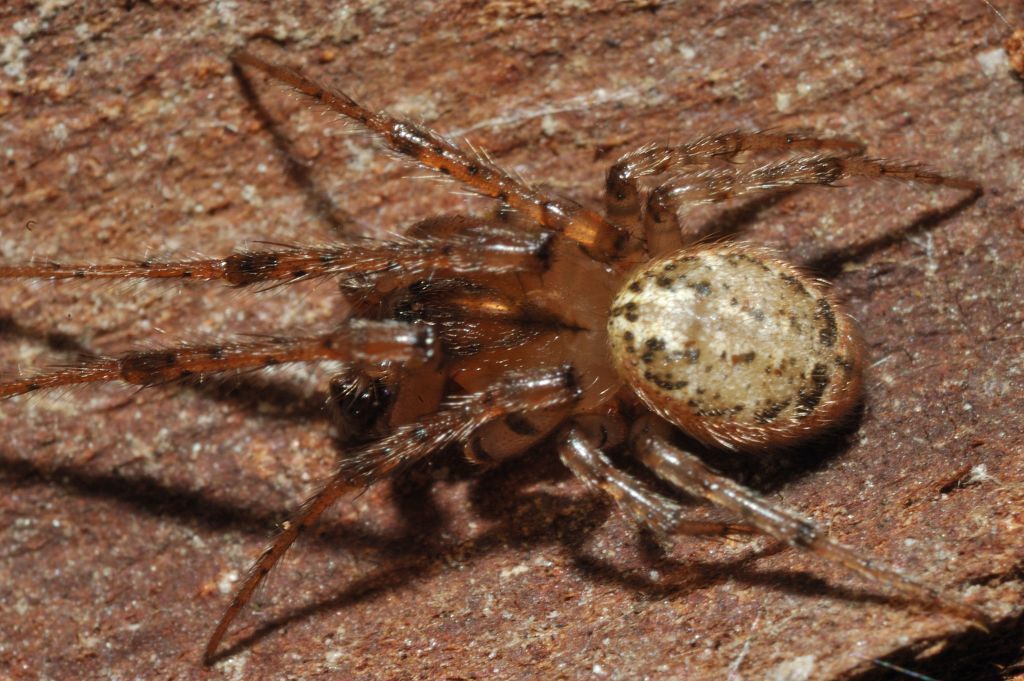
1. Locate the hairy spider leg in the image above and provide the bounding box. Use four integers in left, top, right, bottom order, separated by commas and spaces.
632, 429, 990, 626
0, 319, 432, 398
645, 151, 980, 257
231, 51, 629, 261
605, 131, 979, 257
0, 224, 553, 287
605, 130, 864, 243
204, 365, 582, 663
558, 420, 757, 539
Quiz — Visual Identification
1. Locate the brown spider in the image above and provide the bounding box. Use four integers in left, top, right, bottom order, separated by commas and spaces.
0, 50, 988, 663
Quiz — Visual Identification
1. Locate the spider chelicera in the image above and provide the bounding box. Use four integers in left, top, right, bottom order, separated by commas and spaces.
0, 50, 988, 663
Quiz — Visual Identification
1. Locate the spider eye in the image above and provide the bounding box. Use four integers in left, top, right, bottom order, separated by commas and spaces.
607, 243, 866, 451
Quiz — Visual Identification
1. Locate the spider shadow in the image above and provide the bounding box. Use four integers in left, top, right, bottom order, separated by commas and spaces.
0, 449, 420, 559
805, 187, 981, 279
685, 180, 980, 283
187, 373, 336, 424
680, 400, 867, 494
0, 376, 957, 667
849, 607, 1024, 681
465, 438, 899, 605
208, 426, 918, 664
231, 59, 364, 238
688, 187, 800, 243
0, 373, 441, 558
0, 314, 95, 357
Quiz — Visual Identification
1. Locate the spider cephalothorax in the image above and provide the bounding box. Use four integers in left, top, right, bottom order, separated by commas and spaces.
0, 50, 987, 663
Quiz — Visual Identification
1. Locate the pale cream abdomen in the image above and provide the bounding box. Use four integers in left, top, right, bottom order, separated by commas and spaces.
608, 243, 864, 451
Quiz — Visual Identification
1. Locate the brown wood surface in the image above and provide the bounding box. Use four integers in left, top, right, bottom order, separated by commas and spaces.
1, 1, 1022, 679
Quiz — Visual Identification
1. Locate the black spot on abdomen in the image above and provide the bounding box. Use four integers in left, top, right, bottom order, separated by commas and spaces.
795, 363, 830, 417
815, 299, 838, 347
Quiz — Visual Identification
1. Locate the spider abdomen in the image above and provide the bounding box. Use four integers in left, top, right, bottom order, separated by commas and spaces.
608, 243, 865, 451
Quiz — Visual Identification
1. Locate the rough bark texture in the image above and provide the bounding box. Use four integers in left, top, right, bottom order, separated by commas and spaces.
1, 1, 1022, 679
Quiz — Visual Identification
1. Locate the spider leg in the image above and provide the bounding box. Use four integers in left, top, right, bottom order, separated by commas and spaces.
558, 419, 756, 539
386, 277, 570, 357
339, 218, 559, 320
644, 153, 980, 256
631, 429, 989, 625
0, 225, 552, 287
232, 51, 629, 261
204, 365, 581, 663
605, 130, 864, 239
0, 319, 431, 398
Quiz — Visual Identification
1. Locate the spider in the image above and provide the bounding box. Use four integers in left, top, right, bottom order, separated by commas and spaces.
0, 50, 989, 664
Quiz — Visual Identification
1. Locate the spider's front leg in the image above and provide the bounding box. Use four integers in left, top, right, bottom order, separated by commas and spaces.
0, 319, 431, 398
631, 428, 989, 625
204, 365, 582, 664
0, 225, 552, 288
233, 51, 628, 261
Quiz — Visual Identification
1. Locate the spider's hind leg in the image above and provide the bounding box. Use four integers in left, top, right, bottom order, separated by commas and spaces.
605, 130, 977, 258
605, 131, 864, 252
631, 427, 989, 625
642, 150, 979, 257
558, 418, 757, 541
